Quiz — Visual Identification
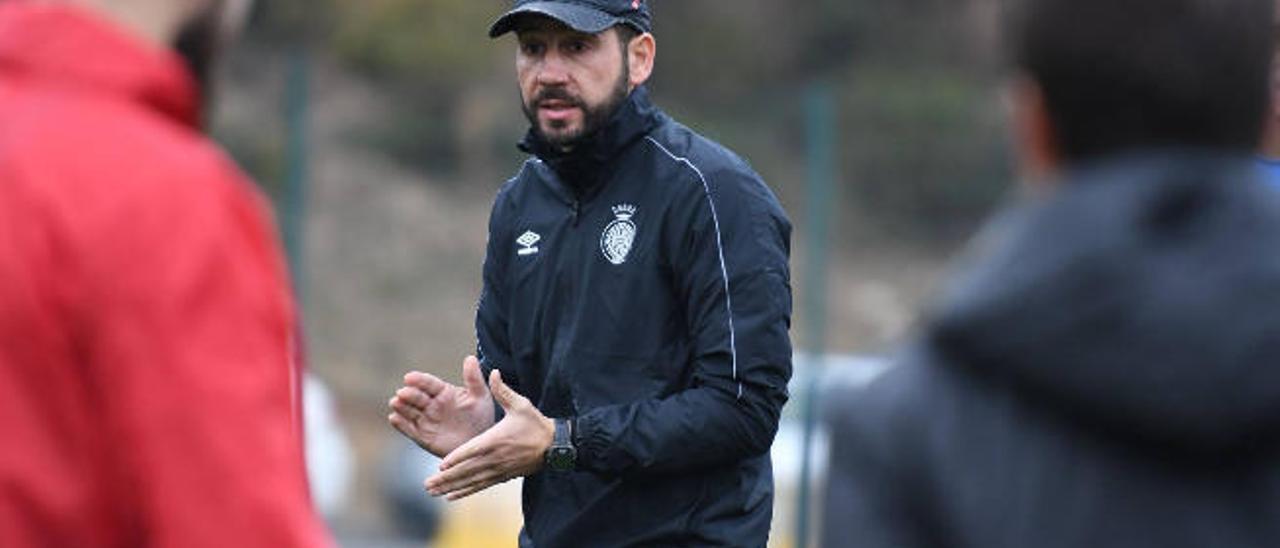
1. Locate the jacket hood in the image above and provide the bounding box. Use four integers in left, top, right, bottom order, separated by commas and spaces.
0, 3, 201, 128
519, 86, 661, 195
929, 151, 1280, 456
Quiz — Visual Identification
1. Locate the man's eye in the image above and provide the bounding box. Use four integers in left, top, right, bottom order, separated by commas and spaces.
521, 43, 545, 55
566, 41, 589, 53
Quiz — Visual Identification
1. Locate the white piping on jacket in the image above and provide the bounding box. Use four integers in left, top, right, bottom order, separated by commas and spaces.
645, 136, 743, 400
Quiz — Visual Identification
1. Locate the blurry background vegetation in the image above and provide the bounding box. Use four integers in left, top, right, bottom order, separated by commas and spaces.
211, 0, 1010, 543
242, 0, 1009, 235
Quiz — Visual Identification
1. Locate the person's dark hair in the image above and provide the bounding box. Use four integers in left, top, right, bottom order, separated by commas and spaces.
1009, 0, 1274, 160
615, 24, 640, 56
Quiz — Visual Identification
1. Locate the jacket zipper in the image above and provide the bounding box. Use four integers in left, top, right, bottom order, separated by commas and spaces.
571, 200, 581, 227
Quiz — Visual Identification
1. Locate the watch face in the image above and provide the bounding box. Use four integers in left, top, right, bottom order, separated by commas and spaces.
547, 446, 576, 471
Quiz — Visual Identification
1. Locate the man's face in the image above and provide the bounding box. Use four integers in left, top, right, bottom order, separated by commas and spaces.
174, 0, 253, 96
516, 18, 632, 149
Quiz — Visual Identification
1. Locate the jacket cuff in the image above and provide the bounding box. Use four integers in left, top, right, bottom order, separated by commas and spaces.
573, 412, 609, 473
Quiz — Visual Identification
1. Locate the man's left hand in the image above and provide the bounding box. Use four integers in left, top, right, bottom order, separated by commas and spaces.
426, 370, 555, 501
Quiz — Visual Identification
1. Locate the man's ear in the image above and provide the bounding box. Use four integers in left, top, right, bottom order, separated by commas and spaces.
1007, 76, 1062, 191
627, 32, 656, 88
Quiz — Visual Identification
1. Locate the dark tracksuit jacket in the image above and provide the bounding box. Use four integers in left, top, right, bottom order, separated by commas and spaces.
476, 87, 793, 547
824, 152, 1280, 548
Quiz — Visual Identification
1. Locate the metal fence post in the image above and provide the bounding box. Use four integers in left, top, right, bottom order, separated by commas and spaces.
796, 82, 835, 548
281, 47, 312, 303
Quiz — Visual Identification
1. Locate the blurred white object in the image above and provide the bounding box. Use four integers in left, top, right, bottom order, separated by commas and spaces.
770, 353, 892, 547
382, 435, 445, 539
304, 373, 355, 519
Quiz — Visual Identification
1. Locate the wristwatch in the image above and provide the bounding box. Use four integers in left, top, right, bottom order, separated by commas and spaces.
544, 417, 577, 472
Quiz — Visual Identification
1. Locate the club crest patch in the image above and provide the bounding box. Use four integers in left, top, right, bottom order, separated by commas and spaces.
601, 204, 637, 265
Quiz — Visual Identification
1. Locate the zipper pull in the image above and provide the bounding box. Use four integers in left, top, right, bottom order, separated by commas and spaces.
571, 201, 581, 227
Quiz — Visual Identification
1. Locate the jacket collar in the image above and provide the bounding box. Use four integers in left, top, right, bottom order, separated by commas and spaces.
518, 86, 661, 196
0, 3, 201, 129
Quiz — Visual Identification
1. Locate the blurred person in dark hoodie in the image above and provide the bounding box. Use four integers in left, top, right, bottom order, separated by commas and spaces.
0, 0, 331, 546
823, 0, 1280, 546
1258, 3, 1280, 185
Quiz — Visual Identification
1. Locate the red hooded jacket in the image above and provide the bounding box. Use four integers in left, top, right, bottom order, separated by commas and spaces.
0, 4, 330, 546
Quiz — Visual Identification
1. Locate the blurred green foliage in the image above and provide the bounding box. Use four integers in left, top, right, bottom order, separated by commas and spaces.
248, 0, 1009, 240
330, 0, 497, 86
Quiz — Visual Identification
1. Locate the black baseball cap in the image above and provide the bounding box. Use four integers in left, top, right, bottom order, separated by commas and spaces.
488, 0, 652, 39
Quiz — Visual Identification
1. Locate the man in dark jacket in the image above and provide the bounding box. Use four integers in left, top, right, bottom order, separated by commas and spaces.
387, 1, 793, 546
823, 0, 1280, 547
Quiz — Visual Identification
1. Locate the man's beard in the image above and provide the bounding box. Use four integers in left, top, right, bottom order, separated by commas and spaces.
522, 65, 631, 151
173, 0, 227, 104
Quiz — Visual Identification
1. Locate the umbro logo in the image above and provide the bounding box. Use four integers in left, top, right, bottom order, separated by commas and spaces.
517, 230, 541, 256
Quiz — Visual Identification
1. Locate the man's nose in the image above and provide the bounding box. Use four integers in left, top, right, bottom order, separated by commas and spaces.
536, 52, 571, 86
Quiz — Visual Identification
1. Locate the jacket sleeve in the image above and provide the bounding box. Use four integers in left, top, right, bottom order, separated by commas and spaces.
476, 187, 517, 418
822, 363, 940, 548
84, 158, 330, 548
573, 164, 793, 475
824, 399, 922, 548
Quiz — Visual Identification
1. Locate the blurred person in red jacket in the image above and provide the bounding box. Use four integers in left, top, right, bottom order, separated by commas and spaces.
0, 1, 331, 546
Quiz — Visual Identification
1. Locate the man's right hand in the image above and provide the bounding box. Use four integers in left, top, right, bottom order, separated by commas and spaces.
389, 356, 497, 458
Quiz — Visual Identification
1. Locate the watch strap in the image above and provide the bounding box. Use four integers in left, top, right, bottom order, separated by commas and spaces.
554, 418, 572, 446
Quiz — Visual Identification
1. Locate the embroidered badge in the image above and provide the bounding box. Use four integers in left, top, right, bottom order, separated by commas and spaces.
601, 204, 637, 265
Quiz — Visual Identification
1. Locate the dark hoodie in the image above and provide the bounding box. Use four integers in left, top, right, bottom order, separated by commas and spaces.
823, 152, 1280, 548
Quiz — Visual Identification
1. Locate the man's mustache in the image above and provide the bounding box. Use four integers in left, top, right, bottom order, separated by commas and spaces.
531, 88, 586, 109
